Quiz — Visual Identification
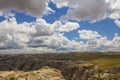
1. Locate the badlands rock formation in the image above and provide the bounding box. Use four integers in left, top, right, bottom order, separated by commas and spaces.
0, 66, 65, 80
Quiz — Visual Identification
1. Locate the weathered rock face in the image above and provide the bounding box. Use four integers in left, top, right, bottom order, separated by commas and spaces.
61, 63, 120, 80
0, 66, 65, 80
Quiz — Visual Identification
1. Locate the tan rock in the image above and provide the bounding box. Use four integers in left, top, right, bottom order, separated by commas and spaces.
0, 66, 65, 80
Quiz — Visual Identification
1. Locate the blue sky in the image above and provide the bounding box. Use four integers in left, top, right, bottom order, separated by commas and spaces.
0, 0, 120, 53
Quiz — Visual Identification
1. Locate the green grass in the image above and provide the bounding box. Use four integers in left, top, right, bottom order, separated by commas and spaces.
71, 52, 120, 69
72, 52, 120, 61
92, 59, 120, 69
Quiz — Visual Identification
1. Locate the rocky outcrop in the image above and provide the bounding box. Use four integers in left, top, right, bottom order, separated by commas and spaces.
61, 63, 120, 80
0, 66, 65, 80
0, 64, 119, 80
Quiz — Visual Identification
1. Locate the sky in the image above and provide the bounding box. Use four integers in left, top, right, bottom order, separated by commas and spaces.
0, 0, 120, 53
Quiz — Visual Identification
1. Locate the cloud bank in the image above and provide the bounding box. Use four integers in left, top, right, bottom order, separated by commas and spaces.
0, 16, 81, 52
0, 16, 120, 53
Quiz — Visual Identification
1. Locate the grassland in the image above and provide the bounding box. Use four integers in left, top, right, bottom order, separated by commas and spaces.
71, 52, 120, 60
92, 59, 120, 69
71, 52, 120, 69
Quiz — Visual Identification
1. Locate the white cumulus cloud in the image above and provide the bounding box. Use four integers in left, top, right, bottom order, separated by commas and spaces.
58, 22, 80, 32
53, 0, 120, 21
78, 30, 101, 40
0, 16, 80, 51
